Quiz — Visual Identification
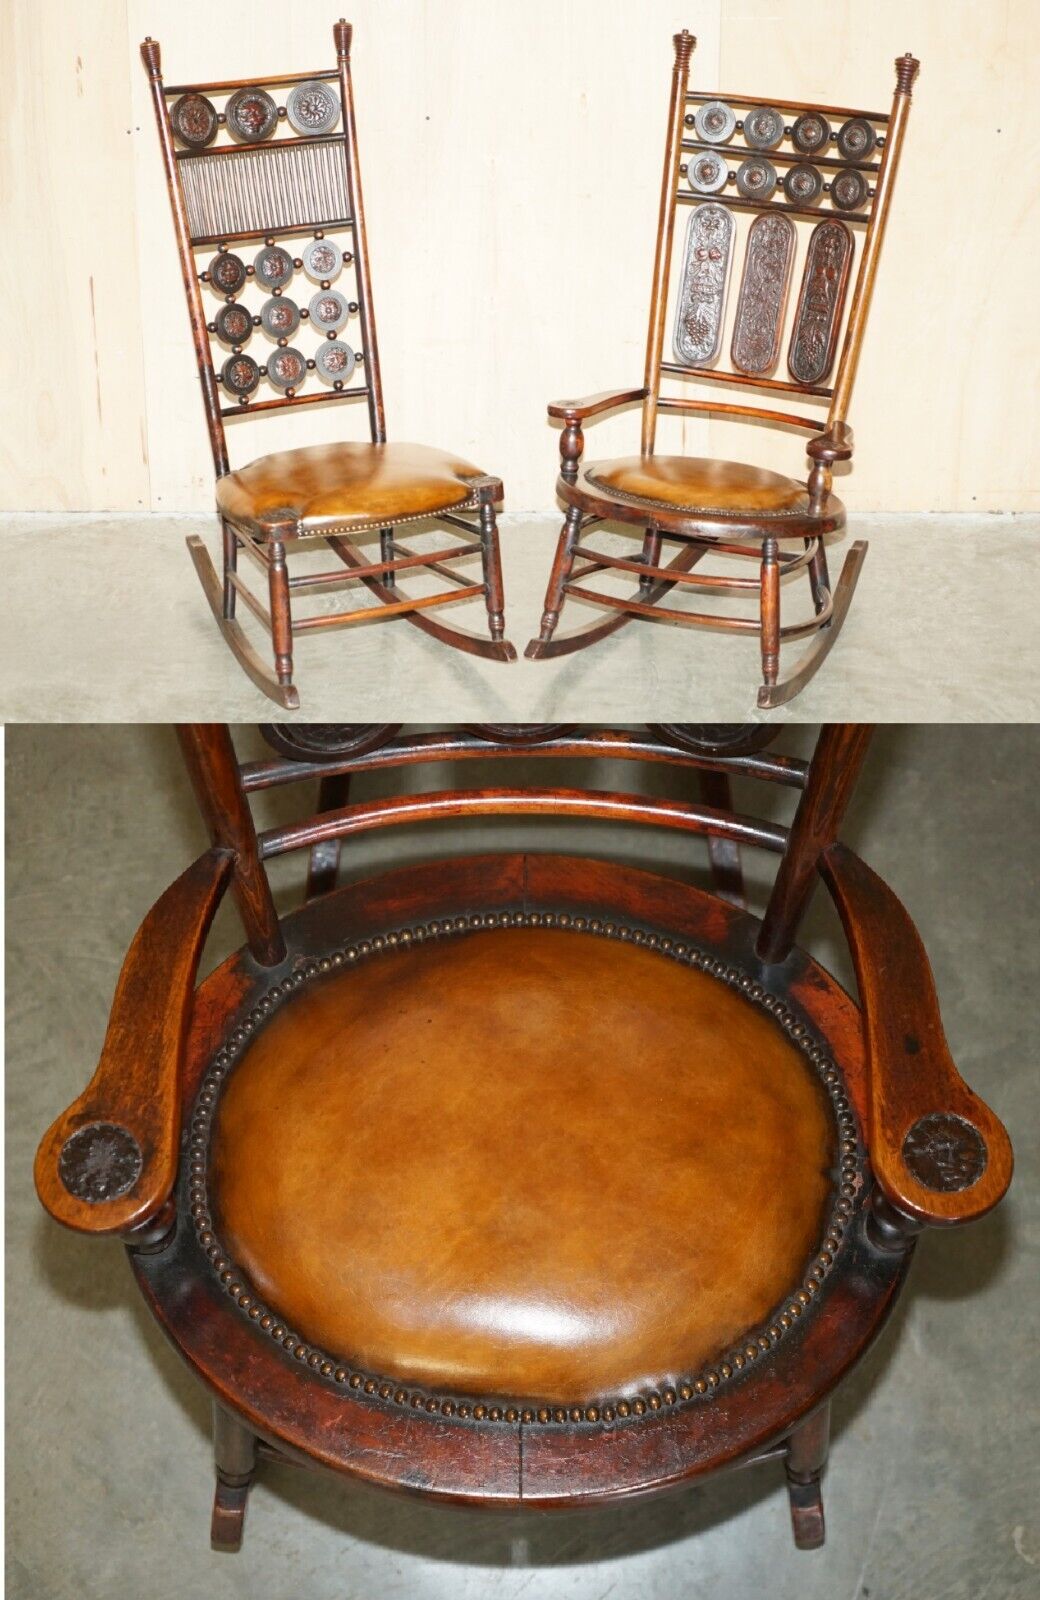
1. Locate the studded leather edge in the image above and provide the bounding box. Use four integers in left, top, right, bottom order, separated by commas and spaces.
185, 909, 865, 1427
582, 474, 813, 520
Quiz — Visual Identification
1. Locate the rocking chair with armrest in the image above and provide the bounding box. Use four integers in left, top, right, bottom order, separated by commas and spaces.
528, 33, 919, 707
142, 22, 514, 710
35, 723, 1011, 1554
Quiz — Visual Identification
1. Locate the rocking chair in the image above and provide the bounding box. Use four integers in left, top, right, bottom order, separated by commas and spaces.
142, 22, 514, 710
35, 724, 1011, 1553
528, 34, 919, 707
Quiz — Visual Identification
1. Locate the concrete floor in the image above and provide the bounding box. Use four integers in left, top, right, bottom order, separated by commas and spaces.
1, 512, 1037, 721
6, 724, 1039, 1598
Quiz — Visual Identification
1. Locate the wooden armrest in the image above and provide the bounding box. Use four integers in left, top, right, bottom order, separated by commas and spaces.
547, 387, 648, 423
821, 842, 1012, 1227
34, 848, 233, 1238
807, 422, 854, 463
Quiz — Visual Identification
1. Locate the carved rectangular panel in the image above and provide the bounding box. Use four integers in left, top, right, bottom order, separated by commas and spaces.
730, 212, 796, 376
180, 139, 350, 241
672, 203, 735, 367
788, 220, 855, 385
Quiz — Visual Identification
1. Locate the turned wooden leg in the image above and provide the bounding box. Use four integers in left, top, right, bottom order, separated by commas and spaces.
267, 538, 294, 689
785, 1401, 830, 1550
808, 536, 830, 615
479, 495, 506, 643
535, 505, 582, 643
211, 1402, 257, 1554
222, 519, 238, 620
379, 526, 395, 587
639, 527, 663, 593
760, 535, 780, 690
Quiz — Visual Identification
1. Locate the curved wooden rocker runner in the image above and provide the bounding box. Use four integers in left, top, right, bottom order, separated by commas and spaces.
143, 24, 514, 709
36, 724, 1012, 1556
527, 36, 919, 707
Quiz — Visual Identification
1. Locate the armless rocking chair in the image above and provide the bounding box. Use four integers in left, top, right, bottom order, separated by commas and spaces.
528, 34, 919, 707
36, 724, 1011, 1554
142, 23, 514, 709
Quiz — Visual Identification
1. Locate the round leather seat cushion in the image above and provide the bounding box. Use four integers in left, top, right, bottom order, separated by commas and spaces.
584, 455, 815, 517
209, 927, 837, 1404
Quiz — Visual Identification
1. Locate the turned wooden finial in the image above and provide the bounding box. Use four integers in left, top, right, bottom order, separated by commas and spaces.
334, 18, 353, 58
894, 52, 920, 94
140, 36, 162, 76
673, 29, 697, 63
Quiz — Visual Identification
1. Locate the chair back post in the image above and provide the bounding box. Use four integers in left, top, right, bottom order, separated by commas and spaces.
756, 723, 874, 965
334, 19, 386, 444
177, 725, 285, 967
139, 37, 230, 478
640, 29, 696, 457
826, 53, 920, 427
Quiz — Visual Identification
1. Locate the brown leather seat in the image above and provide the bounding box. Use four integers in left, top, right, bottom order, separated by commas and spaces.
215, 441, 489, 538
210, 927, 837, 1406
581, 454, 835, 523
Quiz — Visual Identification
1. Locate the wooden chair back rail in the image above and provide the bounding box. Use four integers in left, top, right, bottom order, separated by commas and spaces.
687, 88, 891, 123
141, 20, 385, 477
655, 396, 823, 433
256, 788, 791, 863
660, 362, 834, 400
164, 68, 339, 96
640, 38, 919, 448
238, 729, 810, 791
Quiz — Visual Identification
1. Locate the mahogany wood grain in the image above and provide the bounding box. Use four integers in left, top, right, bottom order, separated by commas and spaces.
177, 725, 285, 965
34, 848, 232, 1237
821, 841, 1013, 1226
757, 724, 873, 963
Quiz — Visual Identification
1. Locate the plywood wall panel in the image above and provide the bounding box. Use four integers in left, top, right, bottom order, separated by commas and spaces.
1, 0, 150, 511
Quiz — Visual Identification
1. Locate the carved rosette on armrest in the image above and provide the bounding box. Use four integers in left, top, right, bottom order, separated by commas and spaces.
547, 388, 649, 483
34, 849, 233, 1242
821, 842, 1013, 1244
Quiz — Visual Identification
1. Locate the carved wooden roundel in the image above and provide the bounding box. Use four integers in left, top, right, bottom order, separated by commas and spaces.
902, 1113, 986, 1193
266, 347, 307, 391
791, 112, 831, 154
286, 80, 341, 137
743, 106, 784, 151
214, 302, 254, 347
221, 353, 261, 397
208, 252, 247, 296
694, 100, 736, 145
260, 297, 301, 339
736, 157, 777, 201
836, 117, 876, 161
831, 168, 870, 213
171, 92, 218, 150
226, 86, 279, 144
688, 150, 729, 195
59, 1122, 143, 1204
259, 725, 402, 760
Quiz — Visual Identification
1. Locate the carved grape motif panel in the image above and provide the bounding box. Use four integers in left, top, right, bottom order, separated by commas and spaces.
673, 203, 735, 367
